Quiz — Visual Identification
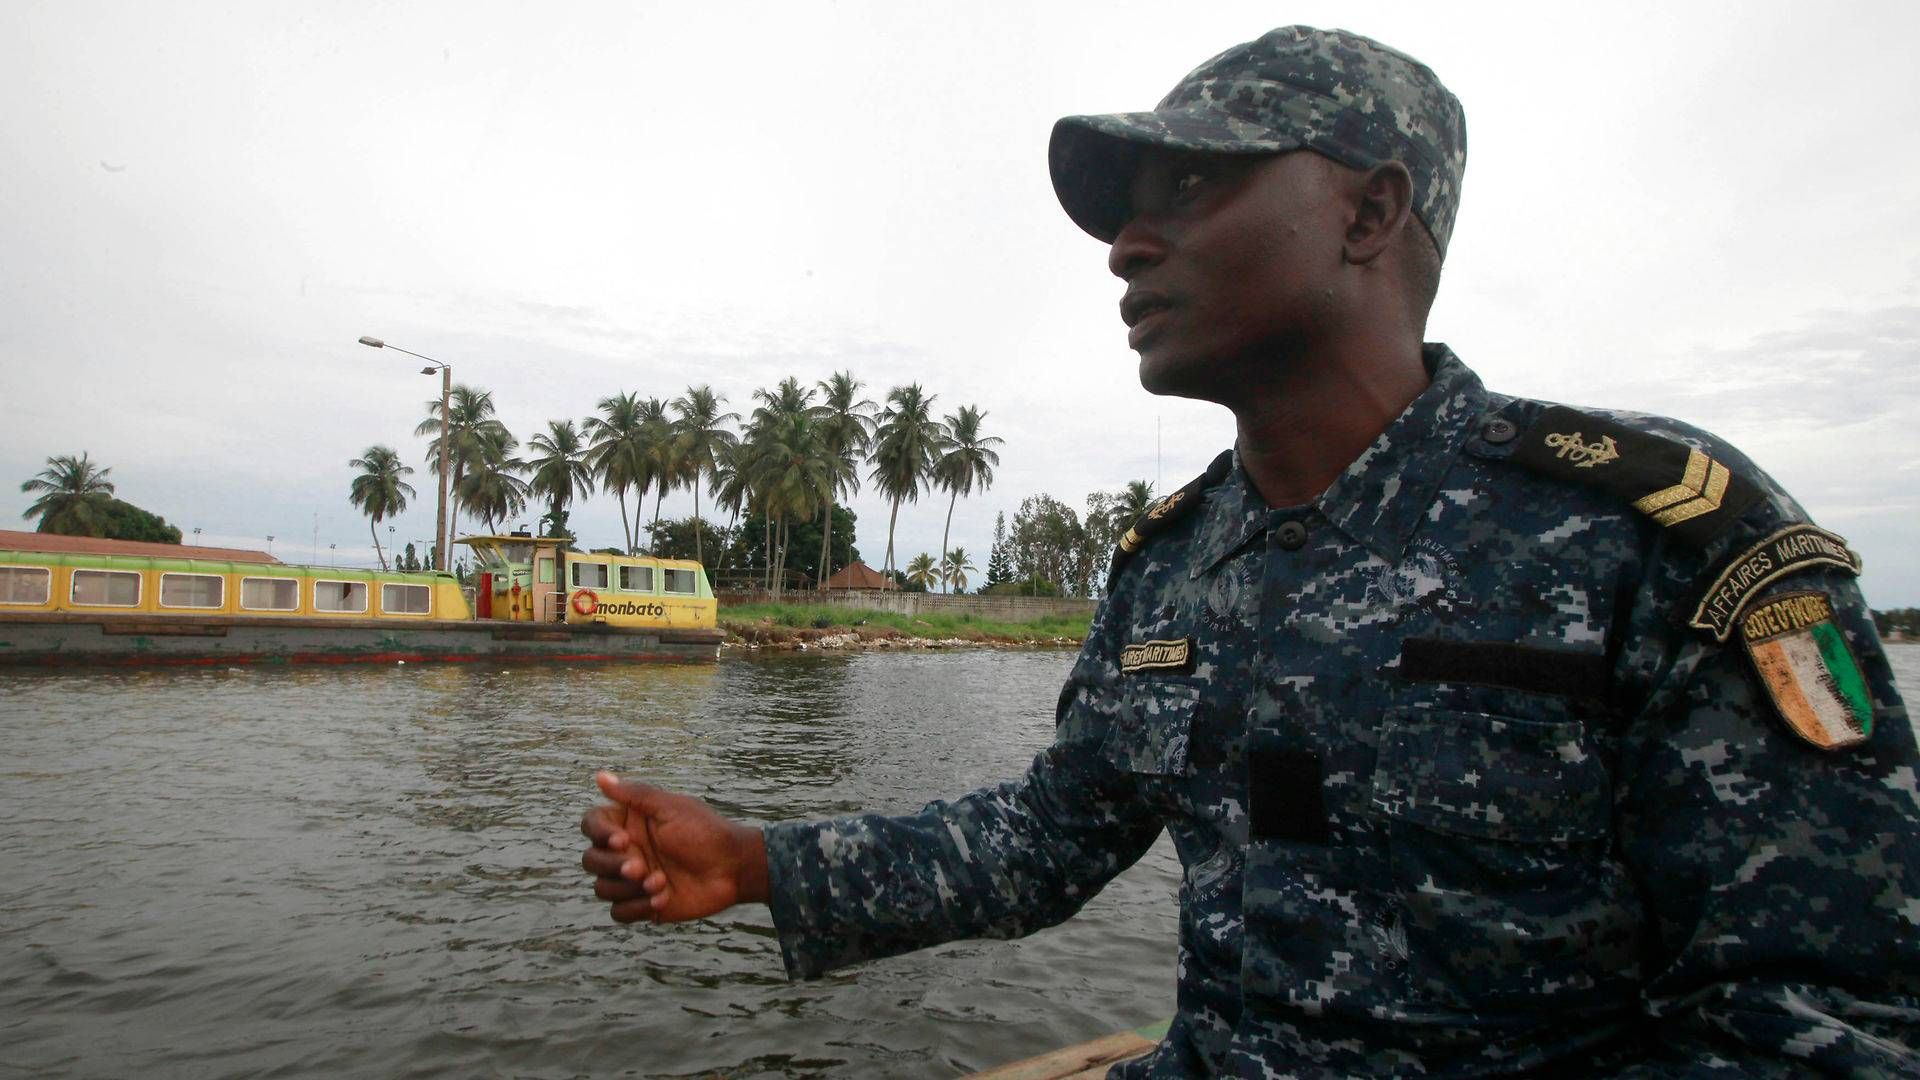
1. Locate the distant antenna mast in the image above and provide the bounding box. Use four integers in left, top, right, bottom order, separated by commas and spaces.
312, 512, 319, 564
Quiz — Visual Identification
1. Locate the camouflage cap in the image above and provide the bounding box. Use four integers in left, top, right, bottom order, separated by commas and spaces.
1050, 26, 1468, 258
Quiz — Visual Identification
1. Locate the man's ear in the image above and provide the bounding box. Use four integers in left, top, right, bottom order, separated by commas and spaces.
1344, 161, 1414, 266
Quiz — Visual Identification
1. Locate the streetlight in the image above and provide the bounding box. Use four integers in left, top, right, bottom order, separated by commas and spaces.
359, 335, 451, 574
329, 542, 337, 567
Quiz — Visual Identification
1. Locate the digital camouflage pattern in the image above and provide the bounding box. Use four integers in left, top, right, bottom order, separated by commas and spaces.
764, 347, 1920, 1076
1050, 25, 1469, 257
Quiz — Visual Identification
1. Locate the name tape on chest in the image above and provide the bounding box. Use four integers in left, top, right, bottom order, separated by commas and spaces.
1119, 637, 1194, 675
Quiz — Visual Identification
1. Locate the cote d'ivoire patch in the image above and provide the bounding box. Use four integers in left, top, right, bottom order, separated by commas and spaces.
1119, 638, 1193, 675
1691, 524, 1861, 641
1740, 591, 1873, 751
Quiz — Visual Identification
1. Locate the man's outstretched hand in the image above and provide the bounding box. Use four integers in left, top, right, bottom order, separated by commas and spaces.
580, 771, 770, 923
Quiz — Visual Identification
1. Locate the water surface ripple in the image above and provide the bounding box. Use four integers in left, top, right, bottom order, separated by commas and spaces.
4, 646, 1914, 1078
0, 652, 1179, 1079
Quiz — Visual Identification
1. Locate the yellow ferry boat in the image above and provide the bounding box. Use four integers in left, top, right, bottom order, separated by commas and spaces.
0, 529, 720, 667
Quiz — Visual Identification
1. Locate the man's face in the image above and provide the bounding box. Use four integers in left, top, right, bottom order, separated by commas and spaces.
1110, 148, 1348, 403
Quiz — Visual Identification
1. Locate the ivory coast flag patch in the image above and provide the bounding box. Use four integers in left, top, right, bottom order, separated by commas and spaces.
1740, 591, 1873, 751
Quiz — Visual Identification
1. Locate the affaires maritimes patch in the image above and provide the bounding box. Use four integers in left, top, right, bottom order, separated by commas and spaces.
1691, 524, 1862, 642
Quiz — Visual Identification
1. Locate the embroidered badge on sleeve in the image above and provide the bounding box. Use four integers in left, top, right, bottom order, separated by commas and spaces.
1739, 591, 1874, 751
1691, 525, 1862, 641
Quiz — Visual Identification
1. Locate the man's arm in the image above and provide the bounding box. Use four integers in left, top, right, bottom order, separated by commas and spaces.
1615, 562, 1920, 1074
581, 614, 1165, 981
759, 700, 1163, 979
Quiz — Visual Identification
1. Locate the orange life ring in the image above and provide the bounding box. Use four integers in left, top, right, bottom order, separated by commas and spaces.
571, 589, 599, 617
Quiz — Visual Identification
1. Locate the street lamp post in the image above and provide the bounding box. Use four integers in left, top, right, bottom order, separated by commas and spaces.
359, 335, 451, 574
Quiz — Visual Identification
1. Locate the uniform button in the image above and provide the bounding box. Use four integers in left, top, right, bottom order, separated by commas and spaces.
1276, 520, 1308, 550
1482, 417, 1518, 444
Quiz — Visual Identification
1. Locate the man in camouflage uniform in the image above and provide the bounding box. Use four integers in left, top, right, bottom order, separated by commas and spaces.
583, 26, 1919, 1075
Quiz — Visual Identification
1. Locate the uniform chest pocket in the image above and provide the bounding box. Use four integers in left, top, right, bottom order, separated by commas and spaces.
1370, 708, 1609, 843
1100, 681, 1197, 777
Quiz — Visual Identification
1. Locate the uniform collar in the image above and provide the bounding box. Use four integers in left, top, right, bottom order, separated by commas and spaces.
1190, 345, 1487, 577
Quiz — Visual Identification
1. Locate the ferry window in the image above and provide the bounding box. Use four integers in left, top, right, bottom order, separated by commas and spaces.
72, 569, 141, 606
314, 579, 368, 613
619, 565, 654, 592
0, 566, 51, 605
663, 568, 700, 595
537, 558, 554, 585
159, 573, 224, 609
504, 542, 532, 565
241, 577, 298, 611
571, 562, 609, 589
381, 582, 431, 614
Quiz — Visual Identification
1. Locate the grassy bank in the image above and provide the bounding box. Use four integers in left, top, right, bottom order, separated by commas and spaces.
719, 600, 1091, 649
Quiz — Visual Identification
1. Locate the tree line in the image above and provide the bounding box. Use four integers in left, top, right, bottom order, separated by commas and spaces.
978, 481, 1157, 597
17, 453, 183, 543
347, 373, 1002, 595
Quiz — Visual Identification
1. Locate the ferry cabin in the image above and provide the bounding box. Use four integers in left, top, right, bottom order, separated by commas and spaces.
0, 531, 722, 666
0, 549, 468, 620
460, 534, 717, 630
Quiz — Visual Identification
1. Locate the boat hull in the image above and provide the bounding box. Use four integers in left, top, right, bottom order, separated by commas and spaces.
0, 613, 723, 667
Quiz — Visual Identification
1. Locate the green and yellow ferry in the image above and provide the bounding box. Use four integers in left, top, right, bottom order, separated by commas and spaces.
0, 530, 721, 667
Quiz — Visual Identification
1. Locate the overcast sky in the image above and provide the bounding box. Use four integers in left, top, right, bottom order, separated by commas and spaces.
4, 1, 1917, 604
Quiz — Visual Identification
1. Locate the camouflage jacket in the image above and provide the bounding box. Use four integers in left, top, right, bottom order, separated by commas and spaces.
763, 347, 1918, 1076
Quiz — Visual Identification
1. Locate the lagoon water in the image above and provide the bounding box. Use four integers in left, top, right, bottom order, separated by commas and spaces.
0, 650, 1179, 1079
2, 645, 1916, 1078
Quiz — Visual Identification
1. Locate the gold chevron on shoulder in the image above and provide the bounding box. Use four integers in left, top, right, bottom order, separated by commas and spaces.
1632, 448, 1732, 526
1120, 490, 1189, 553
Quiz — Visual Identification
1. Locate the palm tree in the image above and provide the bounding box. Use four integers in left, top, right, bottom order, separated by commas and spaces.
527, 420, 594, 537
636, 397, 676, 543
905, 552, 940, 591
1097, 479, 1158, 563
20, 453, 115, 535
941, 547, 977, 593
670, 385, 739, 567
415, 385, 511, 543
708, 438, 753, 576
812, 370, 876, 590
868, 384, 947, 579
749, 407, 835, 598
932, 404, 1002, 593
745, 379, 818, 590
454, 428, 530, 533
585, 391, 648, 552
1116, 479, 1156, 522
347, 445, 415, 570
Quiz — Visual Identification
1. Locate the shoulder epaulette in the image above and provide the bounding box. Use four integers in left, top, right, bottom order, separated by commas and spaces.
1503, 405, 1764, 547
1106, 449, 1233, 589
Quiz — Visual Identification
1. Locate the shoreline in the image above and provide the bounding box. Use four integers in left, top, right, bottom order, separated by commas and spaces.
720, 619, 1083, 653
